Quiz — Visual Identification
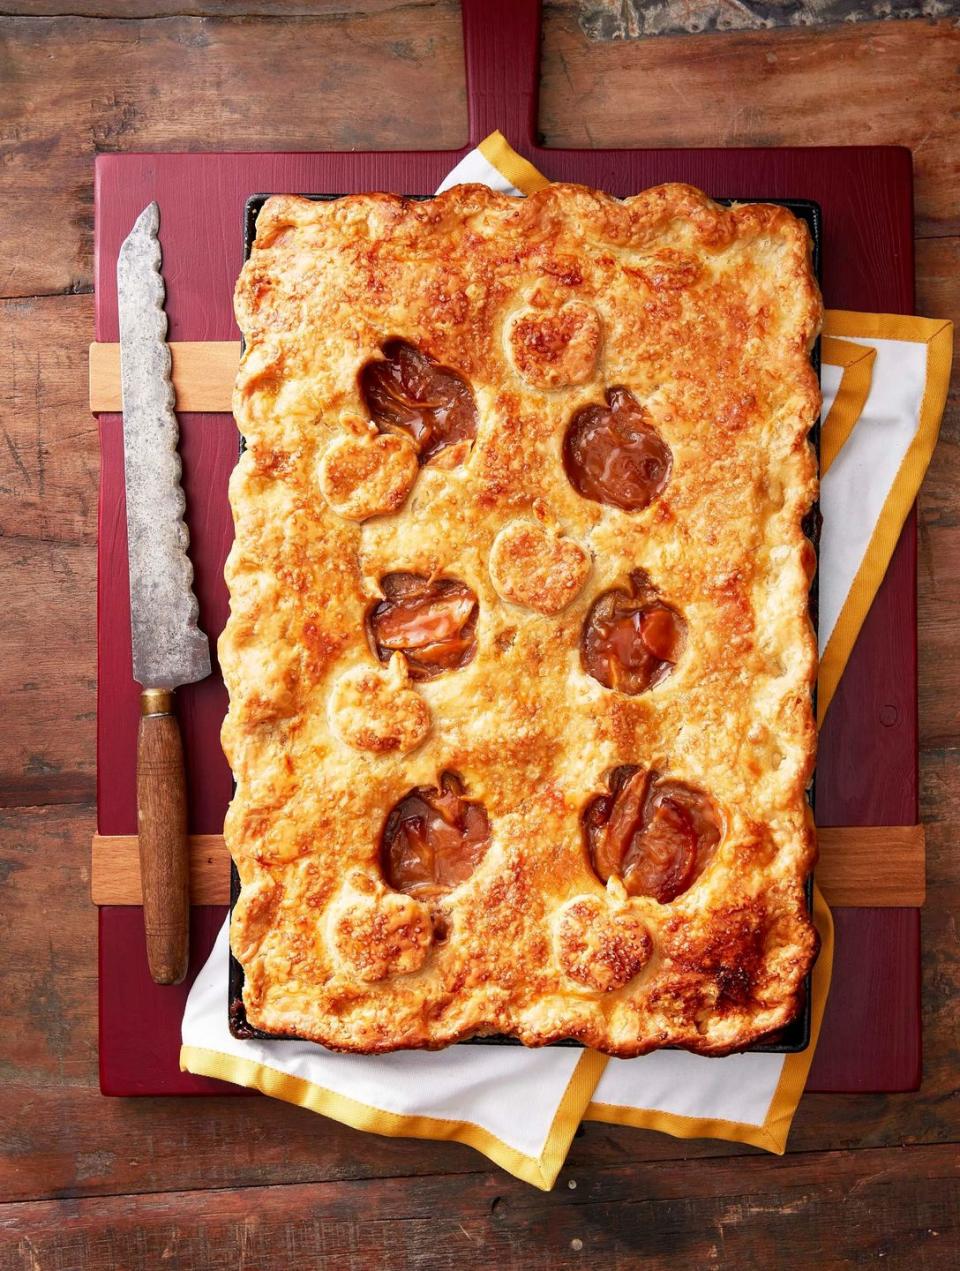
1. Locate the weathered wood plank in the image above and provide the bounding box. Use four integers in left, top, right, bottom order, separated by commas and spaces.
0, 295, 97, 807
1, 1, 420, 14
540, 12, 960, 240
0, 8, 467, 298
2, 772, 959, 1206
916, 236, 959, 749
0, 804, 98, 1096
0, 536, 95, 806
0, 295, 97, 545
0, 1143, 957, 1270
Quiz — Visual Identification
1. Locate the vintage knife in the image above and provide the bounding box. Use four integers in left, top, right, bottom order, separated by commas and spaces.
117, 202, 211, 985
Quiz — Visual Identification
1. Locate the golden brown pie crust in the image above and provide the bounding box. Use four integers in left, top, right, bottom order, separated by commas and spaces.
224, 182, 821, 1056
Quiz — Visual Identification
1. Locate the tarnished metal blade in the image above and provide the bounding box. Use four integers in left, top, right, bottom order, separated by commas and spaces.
118, 202, 211, 690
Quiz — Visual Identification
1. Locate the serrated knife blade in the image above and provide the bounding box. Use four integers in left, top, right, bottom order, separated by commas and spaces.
117, 201, 209, 985
118, 202, 211, 691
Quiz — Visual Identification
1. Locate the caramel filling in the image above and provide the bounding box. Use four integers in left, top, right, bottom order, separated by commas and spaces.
582, 569, 685, 694
360, 340, 478, 465
585, 766, 721, 904
368, 573, 478, 680
382, 771, 491, 899
563, 386, 672, 511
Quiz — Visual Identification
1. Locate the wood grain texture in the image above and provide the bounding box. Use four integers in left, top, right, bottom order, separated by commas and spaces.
541, 9, 960, 240
136, 706, 190, 984
3, 1, 419, 13
916, 234, 960, 750
0, 534, 95, 807
92, 832, 225, 903
0, 1143, 956, 1270
2, 0, 959, 1260
89, 825, 927, 907
0, 6, 467, 298
89, 340, 239, 412
0, 295, 97, 545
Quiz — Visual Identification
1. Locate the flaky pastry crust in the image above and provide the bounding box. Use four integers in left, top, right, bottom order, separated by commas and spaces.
224, 182, 821, 1056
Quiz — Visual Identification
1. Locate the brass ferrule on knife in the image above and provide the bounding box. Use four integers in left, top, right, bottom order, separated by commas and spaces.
140, 688, 175, 717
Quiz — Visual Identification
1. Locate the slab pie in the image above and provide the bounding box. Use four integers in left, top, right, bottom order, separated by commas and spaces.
224, 182, 821, 1056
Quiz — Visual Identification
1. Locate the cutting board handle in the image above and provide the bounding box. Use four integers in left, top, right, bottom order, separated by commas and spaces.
461, 0, 541, 147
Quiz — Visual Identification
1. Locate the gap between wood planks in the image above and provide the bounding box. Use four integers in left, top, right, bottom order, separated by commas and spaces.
0, 2, 452, 22
0, 1138, 954, 1213
0, 286, 93, 301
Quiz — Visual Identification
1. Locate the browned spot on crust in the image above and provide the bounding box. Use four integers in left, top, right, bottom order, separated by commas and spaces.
301, 621, 349, 682
626, 247, 703, 292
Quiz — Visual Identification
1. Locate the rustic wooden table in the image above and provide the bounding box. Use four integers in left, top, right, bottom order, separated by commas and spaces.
1, 2, 958, 1267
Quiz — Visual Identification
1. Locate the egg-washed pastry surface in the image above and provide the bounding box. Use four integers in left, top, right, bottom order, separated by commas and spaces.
225, 182, 821, 1056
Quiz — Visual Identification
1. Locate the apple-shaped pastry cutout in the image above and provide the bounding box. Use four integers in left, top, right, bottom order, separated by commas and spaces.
553, 895, 652, 992
508, 300, 602, 390
329, 656, 431, 755
489, 519, 591, 615
328, 872, 432, 982
318, 430, 418, 521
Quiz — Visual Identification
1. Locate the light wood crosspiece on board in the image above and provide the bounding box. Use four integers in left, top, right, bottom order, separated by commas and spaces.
91, 826, 925, 909
89, 341, 238, 413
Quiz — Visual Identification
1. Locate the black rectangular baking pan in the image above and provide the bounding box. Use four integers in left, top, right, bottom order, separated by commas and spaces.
229, 191, 821, 1054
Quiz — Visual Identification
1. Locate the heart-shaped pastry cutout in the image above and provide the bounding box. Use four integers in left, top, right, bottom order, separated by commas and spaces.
507, 300, 602, 390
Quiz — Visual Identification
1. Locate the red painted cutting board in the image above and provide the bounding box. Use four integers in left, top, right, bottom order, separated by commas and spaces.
95, 0, 920, 1096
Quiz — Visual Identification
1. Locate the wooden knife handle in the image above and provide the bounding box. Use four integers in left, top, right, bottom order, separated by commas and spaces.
136, 688, 190, 984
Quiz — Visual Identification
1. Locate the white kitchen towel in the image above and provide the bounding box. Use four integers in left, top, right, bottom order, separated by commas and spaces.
181, 133, 950, 1189
183, 921, 603, 1187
